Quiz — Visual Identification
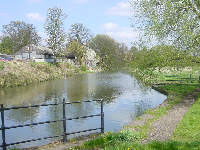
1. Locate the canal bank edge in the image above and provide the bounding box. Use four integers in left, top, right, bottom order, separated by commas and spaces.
0, 61, 100, 88
123, 84, 200, 142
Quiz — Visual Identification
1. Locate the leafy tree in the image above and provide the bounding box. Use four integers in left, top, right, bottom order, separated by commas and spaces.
89, 34, 119, 70
67, 23, 92, 45
117, 42, 128, 62
129, 45, 199, 75
2, 21, 41, 53
126, 46, 138, 61
0, 37, 13, 54
131, 0, 200, 54
45, 7, 67, 55
66, 40, 85, 65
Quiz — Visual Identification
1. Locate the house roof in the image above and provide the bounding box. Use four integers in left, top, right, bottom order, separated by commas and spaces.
16, 44, 54, 55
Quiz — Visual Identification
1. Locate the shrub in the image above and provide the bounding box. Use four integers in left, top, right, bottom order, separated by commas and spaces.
81, 65, 87, 72
0, 62, 5, 70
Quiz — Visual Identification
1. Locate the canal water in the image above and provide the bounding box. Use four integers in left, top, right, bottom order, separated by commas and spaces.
0, 72, 166, 149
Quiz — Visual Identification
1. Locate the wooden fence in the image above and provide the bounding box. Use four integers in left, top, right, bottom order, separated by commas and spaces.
0, 99, 104, 150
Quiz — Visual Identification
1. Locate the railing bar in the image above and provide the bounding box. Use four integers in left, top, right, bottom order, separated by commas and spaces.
0, 114, 101, 130
2, 103, 62, 111
2, 99, 102, 111
6, 135, 63, 146
66, 114, 101, 121
66, 128, 101, 135
2, 119, 65, 130
65, 100, 101, 105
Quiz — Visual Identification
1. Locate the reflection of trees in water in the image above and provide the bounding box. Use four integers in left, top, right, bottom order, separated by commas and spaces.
6, 107, 39, 124
66, 75, 88, 102
93, 86, 120, 104
45, 102, 95, 136
46, 105, 63, 136
0, 80, 65, 107
130, 99, 152, 120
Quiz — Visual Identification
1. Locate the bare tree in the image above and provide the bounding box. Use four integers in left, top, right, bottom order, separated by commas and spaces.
67, 23, 92, 45
45, 7, 67, 55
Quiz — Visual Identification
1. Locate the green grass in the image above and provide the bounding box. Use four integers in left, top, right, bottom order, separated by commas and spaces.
70, 139, 200, 150
172, 93, 200, 142
0, 61, 5, 70
130, 84, 200, 139
131, 67, 200, 85
103, 141, 200, 150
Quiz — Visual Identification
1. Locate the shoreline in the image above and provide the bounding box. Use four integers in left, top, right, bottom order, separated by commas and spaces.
0, 61, 100, 89
123, 84, 200, 143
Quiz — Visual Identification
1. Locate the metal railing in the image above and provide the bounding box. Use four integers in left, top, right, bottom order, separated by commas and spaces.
0, 99, 104, 150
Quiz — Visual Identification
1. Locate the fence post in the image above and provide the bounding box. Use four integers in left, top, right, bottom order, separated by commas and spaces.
1, 105, 6, 150
62, 98, 67, 142
101, 99, 104, 133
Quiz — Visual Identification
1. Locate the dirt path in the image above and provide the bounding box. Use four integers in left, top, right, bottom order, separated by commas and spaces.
143, 88, 200, 143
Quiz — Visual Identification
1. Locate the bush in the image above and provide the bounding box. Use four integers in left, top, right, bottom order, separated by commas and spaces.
0, 62, 5, 70
80, 65, 87, 72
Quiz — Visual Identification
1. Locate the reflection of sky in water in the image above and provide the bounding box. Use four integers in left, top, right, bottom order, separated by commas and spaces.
0, 72, 166, 149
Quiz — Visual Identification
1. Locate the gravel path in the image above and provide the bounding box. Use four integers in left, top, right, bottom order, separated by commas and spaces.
143, 88, 200, 143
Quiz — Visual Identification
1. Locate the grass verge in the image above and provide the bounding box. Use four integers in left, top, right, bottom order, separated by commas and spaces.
171, 93, 200, 142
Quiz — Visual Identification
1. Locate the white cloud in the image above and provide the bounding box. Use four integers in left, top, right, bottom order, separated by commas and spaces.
106, 30, 139, 40
102, 22, 141, 46
106, 1, 131, 17
26, 13, 44, 21
103, 22, 118, 31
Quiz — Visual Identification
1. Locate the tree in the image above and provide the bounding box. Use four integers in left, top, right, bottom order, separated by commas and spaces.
89, 34, 119, 69
66, 40, 85, 65
0, 37, 13, 54
131, 0, 200, 54
2, 21, 41, 53
117, 42, 128, 62
126, 46, 138, 61
45, 7, 67, 55
67, 23, 92, 45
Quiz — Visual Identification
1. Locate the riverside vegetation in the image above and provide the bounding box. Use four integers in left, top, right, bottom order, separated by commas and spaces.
0, 61, 85, 88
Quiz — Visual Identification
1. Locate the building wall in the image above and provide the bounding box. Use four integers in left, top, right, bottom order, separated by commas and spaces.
34, 58, 54, 63
15, 52, 54, 63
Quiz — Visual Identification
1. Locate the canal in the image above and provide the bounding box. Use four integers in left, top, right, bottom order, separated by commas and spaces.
0, 72, 166, 148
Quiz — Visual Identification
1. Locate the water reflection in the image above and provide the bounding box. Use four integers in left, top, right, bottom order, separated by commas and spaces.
0, 72, 166, 149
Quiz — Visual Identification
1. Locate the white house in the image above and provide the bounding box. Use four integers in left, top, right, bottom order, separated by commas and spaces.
15, 44, 54, 63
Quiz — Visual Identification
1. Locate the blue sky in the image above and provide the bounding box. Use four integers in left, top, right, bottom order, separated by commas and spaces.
0, 0, 140, 47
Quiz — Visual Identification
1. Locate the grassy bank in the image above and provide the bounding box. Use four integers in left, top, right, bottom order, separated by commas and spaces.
0, 61, 86, 88
69, 84, 200, 150
129, 67, 200, 85
172, 93, 200, 142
